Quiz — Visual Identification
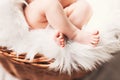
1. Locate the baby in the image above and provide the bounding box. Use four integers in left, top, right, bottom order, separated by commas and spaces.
24, 0, 99, 47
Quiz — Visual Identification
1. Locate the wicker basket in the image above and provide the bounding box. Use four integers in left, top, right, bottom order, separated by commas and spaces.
0, 47, 89, 80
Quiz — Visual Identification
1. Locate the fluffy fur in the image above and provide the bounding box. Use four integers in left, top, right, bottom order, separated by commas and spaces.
0, 0, 120, 76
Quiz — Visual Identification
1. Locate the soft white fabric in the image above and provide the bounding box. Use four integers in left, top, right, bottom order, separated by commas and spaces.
0, 0, 120, 78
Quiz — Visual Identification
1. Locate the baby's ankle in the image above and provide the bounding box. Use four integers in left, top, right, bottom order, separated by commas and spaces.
70, 30, 79, 41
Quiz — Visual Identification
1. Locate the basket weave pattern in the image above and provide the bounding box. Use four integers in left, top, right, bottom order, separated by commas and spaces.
0, 47, 88, 80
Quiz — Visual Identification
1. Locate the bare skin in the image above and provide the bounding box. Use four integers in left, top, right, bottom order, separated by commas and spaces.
24, 0, 99, 47
54, 31, 67, 47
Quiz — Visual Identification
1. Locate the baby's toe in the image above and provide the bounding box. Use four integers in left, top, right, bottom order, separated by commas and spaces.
91, 41, 97, 45
92, 30, 99, 35
92, 35, 100, 43
59, 33, 64, 38
94, 35, 100, 39
90, 39, 99, 46
93, 38, 99, 43
60, 39, 65, 47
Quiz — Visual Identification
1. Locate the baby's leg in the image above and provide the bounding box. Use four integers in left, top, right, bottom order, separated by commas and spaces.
64, 0, 99, 46
64, 0, 93, 29
55, 30, 99, 47
26, 0, 99, 46
73, 30, 99, 46
45, 0, 99, 46
25, 0, 67, 47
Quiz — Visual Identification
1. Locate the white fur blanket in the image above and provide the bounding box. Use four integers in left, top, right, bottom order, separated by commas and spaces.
0, 0, 120, 78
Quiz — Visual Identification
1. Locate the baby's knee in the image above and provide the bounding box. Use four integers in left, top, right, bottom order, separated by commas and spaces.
45, 0, 61, 8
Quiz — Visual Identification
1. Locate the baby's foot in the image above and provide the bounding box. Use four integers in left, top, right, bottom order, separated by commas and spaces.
73, 30, 99, 47
54, 32, 66, 48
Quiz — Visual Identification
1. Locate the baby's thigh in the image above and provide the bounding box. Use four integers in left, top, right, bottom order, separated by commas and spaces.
65, 1, 92, 28
64, 3, 76, 17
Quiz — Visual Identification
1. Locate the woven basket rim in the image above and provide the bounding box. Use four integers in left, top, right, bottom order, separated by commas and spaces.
0, 46, 55, 69
0, 46, 90, 80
